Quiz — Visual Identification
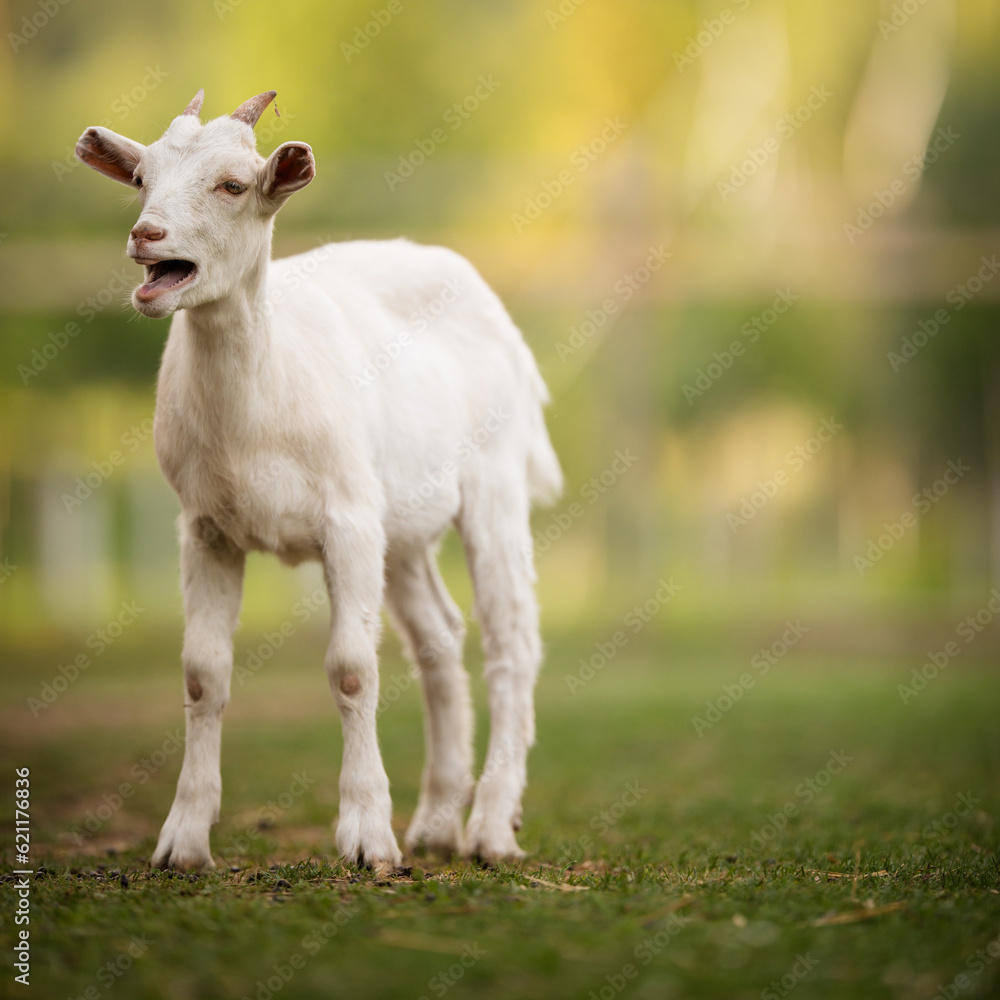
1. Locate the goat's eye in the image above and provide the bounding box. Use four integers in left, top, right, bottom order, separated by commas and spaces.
223, 180, 246, 195
134, 176, 143, 188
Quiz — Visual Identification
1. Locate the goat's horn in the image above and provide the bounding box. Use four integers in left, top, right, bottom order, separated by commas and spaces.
182, 89, 205, 118
230, 91, 277, 129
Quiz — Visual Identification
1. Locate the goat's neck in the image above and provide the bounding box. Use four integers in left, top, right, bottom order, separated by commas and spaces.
179, 251, 278, 432
184, 254, 273, 367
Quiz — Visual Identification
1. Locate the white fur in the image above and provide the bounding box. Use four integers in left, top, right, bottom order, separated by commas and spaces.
76, 93, 561, 872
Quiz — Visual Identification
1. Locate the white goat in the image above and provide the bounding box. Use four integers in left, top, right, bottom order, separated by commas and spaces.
75, 90, 561, 871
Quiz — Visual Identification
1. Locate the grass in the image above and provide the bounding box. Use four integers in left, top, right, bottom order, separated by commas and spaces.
1, 614, 998, 1000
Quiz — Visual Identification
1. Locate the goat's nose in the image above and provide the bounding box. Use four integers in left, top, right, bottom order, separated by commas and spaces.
130, 222, 166, 243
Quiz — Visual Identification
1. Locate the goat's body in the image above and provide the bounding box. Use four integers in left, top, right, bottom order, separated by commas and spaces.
76, 94, 560, 870
156, 238, 559, 565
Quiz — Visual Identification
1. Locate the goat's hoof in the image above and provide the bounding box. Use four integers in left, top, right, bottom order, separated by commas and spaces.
342, 845, 403, 877
470, 846, 526, 869
151, 813, 216, 871
465, 817, 525, 865
335, 807, 402, 875
150, 840, 216, 872
404, 807, 466, 859
405, 838, 459, 862
354, 854, 400, 877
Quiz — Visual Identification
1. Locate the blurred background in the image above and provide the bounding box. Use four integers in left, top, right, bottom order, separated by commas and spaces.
1, 0, 999, 652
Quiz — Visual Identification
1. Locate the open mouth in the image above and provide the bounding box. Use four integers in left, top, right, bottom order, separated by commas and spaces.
136, 259, 198, 302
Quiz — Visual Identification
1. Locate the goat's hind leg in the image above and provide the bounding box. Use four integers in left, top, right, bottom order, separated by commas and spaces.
385, 548, 473, 856
458, 487, 541, 862
152, 516, 244, 870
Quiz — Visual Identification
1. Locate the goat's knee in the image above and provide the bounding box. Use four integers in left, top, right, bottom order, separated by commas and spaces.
329, 666, 368, 702
326, 650, 378, 711
181, 655, 231, 713
338, 672, 361, 696
415, 617, 466, 673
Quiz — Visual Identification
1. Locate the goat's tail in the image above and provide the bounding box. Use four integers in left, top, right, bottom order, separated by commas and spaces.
525, 365, 563, 508
528, 431, 563, 507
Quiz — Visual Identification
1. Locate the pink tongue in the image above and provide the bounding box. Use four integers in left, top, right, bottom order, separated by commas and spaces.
142, 262, 192, 297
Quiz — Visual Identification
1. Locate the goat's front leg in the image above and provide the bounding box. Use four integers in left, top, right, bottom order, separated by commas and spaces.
324, 510, 402, 873
151, 517, 244, 870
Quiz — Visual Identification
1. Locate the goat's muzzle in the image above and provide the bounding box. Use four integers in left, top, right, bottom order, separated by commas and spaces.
129, 222, 169, 268
130, 222, 166, 244
126, 223, 199, 305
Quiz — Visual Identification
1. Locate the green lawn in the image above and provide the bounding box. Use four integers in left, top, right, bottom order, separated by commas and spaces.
1, 618, 998, 1000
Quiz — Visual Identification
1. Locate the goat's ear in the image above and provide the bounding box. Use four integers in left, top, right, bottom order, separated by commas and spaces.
260, 142, 315, 208
75, 127, 145, 186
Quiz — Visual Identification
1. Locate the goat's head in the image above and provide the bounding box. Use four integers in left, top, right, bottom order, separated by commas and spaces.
75, 90, 315, 319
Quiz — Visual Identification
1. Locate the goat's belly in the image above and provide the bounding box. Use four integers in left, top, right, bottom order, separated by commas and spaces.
242, 522, 321, 566
383, 471, 461, 547
254, 519, 322, 565
238, 513, 321, 563
198, 490, 322, 563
